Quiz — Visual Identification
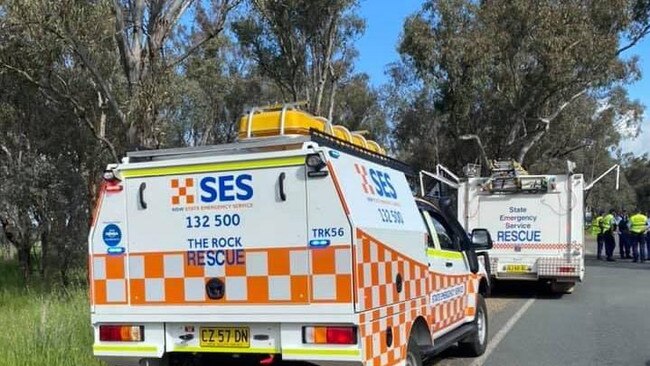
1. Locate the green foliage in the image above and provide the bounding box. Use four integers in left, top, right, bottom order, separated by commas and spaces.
233, 0, 366, 117
392, 0, 650, 173
621, 154, 650, 211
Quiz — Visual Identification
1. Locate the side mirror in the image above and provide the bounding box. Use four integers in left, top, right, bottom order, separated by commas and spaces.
470, 229, 493, 250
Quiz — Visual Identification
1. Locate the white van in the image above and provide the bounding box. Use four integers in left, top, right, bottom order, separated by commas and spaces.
89, 106, 493, 366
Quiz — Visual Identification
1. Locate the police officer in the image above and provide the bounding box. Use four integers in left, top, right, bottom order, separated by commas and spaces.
602, 209, 616, 262
592, 210, 605, 260
629, 208, 648, 263
618, 209, 631, 259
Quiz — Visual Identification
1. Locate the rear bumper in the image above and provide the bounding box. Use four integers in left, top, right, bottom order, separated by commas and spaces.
489, 256, 584, 281
92, 319, 362, 366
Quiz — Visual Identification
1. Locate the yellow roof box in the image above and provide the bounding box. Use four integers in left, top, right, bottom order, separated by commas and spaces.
351, 133, 368, 149
239, 105, 326, 138
366, 140, 386, 155
238, 104, 386, 155
332, 125, 352, 142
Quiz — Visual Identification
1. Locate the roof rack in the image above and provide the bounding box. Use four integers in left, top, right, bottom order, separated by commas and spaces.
125, 127, 413, 176
309, 129, 414, 176
126, 135, 311, 163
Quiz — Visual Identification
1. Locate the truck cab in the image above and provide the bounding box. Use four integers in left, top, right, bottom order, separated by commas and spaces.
89, 105, 493, 366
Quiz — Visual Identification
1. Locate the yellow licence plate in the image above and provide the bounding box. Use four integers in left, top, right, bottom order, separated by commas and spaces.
505, 264, 529, 273
199, 327, 250, 348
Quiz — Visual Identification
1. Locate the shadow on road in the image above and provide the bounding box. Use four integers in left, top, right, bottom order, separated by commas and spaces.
489, 280, 563, 300
584, 254, 650, 271
425, 344, 467, 365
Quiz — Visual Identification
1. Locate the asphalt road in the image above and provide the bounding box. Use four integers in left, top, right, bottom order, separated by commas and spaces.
433, 237, 650, 366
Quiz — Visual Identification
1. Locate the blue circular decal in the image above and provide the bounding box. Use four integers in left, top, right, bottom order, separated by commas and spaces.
102, 224, 122, 247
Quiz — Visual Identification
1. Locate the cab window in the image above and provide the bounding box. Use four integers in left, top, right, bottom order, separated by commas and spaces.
420, 211, 437, 248
421, 209, 459, 251
430, 215, 456, 250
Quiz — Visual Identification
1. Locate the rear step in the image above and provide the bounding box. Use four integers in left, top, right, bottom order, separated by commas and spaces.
420, 323, 477, 356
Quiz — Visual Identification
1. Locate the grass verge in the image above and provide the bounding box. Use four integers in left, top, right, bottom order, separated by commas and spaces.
0, 260, 104, 366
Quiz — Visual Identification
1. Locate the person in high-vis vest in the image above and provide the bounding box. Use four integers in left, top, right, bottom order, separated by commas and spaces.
592, 211, 605, 260
646, 210, 650, 261
628, 208, 649, 263
602, 209, 617, 262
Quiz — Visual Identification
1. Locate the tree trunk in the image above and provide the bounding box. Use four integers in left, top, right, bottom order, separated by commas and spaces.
17, 243, 32, 283
39, 230, 48, 279
327, 78, 338, 122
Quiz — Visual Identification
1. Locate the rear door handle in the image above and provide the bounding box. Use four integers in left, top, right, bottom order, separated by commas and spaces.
138, 182, 147, 209
445, 262, 453, 268
278, 172, 286, 201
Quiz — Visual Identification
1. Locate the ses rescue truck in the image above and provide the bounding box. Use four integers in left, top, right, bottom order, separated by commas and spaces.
457, 161, 585, 293
89, 104, 494, 366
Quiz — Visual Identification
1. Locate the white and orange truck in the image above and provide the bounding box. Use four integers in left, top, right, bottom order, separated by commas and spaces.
89, 105, 493, 366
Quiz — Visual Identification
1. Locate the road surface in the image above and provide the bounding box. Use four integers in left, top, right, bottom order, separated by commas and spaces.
433, 238, 650, 366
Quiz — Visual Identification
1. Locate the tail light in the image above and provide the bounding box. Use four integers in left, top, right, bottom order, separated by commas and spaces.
103, 170, 123, 192
303, 326, 357, 345
558, 267, 575, 273
99, 325, 144, 342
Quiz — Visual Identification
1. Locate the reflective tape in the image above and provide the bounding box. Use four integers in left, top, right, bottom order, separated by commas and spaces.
283, 348, 361, 356
120, 156, 305, 178
93, 344, 158, 353
172, 345, 278, 354
426, 248, 464, 260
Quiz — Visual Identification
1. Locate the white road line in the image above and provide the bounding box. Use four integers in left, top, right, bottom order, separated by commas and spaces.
469, 298, 536, 366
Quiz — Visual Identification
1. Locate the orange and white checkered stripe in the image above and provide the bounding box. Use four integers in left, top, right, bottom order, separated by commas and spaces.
493, 242, 582, 251
91, 246, 352, 305
355, 229, 480, 366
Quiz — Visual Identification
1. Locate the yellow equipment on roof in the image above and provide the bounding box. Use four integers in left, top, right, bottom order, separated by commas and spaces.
238, 104, 386, 155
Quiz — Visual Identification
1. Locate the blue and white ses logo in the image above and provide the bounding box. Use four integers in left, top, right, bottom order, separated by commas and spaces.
102, 224, 122, 247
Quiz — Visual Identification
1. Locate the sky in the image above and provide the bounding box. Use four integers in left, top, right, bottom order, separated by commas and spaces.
354, 0, 650, 155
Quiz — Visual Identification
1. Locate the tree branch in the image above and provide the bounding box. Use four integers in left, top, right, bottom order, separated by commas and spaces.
616, 23, 650, 56
0, 63, 120, 162
459, 134, 491, 170
46, 25, 128, 128
165, 26, 224, 70
112, 0, 134, 91
516, 88, 588, 163
540, 88, 588, 124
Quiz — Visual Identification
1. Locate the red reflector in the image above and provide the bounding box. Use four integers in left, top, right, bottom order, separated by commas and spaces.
558, 267, 575, 273
259, 354, 276, 365
326, 327, 357, 345
105, 184, 123, 192
99, 325, 144, 342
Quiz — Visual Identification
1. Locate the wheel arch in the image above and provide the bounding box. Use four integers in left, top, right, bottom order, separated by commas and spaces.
478, 276, 490, 297
408, 316, 433, 348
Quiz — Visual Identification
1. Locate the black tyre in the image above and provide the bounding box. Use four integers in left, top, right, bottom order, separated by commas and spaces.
458, 294, 488, 356
405, 337, 423, 366
550, 281, 575, 294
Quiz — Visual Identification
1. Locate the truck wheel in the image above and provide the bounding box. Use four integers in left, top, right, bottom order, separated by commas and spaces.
550, 281, 575, 294
458, 294, 488, 356
405, 337, 423, 366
